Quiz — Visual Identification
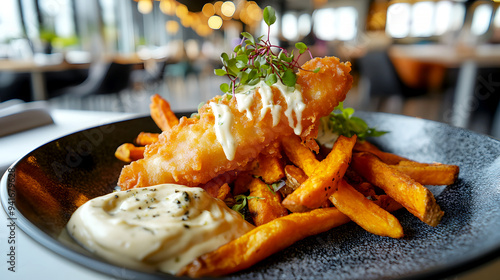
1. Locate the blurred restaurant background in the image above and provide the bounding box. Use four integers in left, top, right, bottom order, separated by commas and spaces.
2, 0, 500, 138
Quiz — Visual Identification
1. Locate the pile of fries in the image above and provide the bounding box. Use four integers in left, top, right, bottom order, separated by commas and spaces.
115, 94, 459, 277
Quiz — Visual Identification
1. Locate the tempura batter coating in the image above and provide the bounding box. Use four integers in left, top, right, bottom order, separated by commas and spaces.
118, 57, 352, 190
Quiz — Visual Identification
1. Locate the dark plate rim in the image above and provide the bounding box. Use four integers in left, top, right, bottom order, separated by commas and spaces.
1, 111, 500, 280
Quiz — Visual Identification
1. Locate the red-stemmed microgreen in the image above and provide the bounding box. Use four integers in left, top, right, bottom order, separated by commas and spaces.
214, 6, 320, 96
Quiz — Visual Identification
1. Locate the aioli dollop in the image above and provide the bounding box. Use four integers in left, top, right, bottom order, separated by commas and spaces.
66, 184, 254, 274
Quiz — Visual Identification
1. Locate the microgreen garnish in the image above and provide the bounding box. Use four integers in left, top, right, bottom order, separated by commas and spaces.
268, 181, 285, 195
321, 102, 388, 141
266, 184, 275, 195
230, 194, 263, 219
215, 6, 319, 95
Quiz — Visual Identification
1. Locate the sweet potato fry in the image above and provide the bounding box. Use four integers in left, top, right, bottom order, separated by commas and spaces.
281, 135, 319, 176
351, 152, 444, 226
199, 171, 239, 197
150, 93, 179, 131
178, 207, 350, 277
349, 181, 377, 197
391, 161, 459, 186
329, 179, 404, 238
247, 178, 288, 226
216, 183, 231, 201
250, 154, 285, 184
282, 135, 356, 212
354, 140, 408, 165
134, 132, 160, 146
372, 194, 403, 213
114, 143, 145, 162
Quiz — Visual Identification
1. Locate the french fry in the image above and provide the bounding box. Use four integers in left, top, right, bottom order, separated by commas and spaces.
391, 161, 459, 186
372, 195, 403, 213
344, 167, 366, 185
282, 135, 356, 212
329, 179, 404, 238
134, 132, 160, 146
150, 93, 179, 131
216, 183, 231, 201
351, 152, 444, 226
178, 207, 351, 277
114, 143, 145, 162
349, 181, 378, 197
247, 178, 289, 226
281, 135, 319, 176
250, 154, 285, 184
354, 140, 408, 165
199, 171, 239, 197
354, 140, 459, 185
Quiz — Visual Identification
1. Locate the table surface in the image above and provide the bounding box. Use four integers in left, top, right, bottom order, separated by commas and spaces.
388, 44, 500, 67
0, 109, 499, 279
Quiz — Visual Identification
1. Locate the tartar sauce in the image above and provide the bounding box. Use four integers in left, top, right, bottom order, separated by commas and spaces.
66, 184, 254, 274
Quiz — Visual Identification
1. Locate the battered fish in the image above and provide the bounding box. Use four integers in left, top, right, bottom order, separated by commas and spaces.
118, 57, 352, 190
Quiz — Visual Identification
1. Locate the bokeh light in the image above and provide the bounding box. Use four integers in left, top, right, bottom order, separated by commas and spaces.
202, 3, 215, 17
165, 20, 180, 34
137, 0, 153, 14
221, 1, 236, 17
208, 15, 223, 29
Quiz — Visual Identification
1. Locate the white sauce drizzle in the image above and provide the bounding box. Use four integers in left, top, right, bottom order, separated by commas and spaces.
217, 80, 306, 161
235, 93, 254, 120
257, 81, 283, 126
273, 81, 305, 135
235, 80, 305, 134
210, 102, 236, 160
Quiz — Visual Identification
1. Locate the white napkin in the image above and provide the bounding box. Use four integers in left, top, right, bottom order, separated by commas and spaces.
0, 99, 54, 137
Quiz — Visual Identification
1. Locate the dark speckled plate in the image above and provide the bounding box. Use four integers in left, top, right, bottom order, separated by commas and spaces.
1, 112, 500, 280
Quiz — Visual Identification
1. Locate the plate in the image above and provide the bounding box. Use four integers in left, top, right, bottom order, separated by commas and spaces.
2, 112, 500, 280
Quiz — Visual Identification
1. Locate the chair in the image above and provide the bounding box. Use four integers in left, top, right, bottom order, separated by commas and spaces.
130, 60, 167, 91
356, 49, 425, 112
49, 62, 133, 111
0, 72, 32, 102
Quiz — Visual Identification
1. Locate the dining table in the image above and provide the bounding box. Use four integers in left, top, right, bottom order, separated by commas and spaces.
0, 54, 92, 102
388, 43, 500, 129
0, 108, 499, 279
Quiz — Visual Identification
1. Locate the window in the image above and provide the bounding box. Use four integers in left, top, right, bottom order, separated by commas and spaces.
410, 1, 435, 37
282, 12, 298, 41
312, 6, 357, 41
471, 3, 493, 36
336, 7, 357, 41
313, 8, 336, 41
0, 0, 23, 43
386, 1, 466, 39
386, 2, 411, 38
297, 13, 311, 37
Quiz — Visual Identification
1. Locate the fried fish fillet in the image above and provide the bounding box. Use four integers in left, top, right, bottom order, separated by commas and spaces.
118, 57, 353, 190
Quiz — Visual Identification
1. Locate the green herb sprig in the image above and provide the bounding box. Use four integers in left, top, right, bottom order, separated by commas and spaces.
321, 102, 388, 141
229, 194, 264, 219
214, 6, 319, 95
